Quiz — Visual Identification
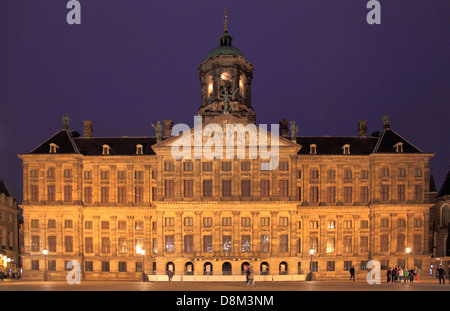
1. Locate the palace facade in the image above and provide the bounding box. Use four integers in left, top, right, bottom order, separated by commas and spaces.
18, 21, 435, 280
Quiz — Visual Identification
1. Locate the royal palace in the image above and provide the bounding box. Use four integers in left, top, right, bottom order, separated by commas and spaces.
18, 18, 435, 281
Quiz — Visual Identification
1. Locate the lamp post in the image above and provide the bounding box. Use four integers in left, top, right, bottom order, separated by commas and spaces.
405, 247, 411, 269
308, 248, 315, 281
42, 248, 48, 281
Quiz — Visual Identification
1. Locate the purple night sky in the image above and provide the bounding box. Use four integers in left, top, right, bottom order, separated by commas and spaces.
0, 0, 449, 201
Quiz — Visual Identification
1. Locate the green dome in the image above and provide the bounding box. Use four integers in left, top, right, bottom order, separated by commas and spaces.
205, 31, 247, 60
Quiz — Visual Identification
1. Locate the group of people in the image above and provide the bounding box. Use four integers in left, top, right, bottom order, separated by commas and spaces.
387, 266, 419, 283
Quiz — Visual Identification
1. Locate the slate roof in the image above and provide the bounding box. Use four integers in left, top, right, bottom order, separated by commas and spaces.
438, 170, 450, 197
25, 126, 423, 157
0, 179, 11, 197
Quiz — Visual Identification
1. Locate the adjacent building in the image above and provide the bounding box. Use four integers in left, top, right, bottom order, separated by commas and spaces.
18, 19, 435, 280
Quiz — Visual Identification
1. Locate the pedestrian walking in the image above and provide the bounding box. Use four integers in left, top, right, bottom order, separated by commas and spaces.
392, 267, 397, 283
349, 265, 356, 282
437, 265, 446, 284
168, 270, 174, 282
0, 271, 3, 281
246, 265, 255, 287
409, 268, 415, 282
414, 266, 419, 282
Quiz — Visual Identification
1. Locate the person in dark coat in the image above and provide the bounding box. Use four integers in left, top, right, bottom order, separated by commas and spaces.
387, 267, 392, 283
437, 265, 446, 284
349, 266, 356, 282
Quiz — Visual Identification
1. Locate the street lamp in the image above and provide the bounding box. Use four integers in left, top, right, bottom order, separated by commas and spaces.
405, 247, 411, 269
136, 246, 146, 282
307, 248, 315, 281
42, 248, 48, 281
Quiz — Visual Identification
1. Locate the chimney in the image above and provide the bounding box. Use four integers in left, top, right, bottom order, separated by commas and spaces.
279, 119, 289, 138
357, 120, 367, 137
83, 120, 93, 138
164, 119, 173, 137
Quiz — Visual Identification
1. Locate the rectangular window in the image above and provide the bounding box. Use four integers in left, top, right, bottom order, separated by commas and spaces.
310, 187, 319, 203
184, 180, 193, 197
241, 235, 251, 252
360, 220, 369, 229
380, 235, 389, 252
260, 217, 270, 227
184, 217, 193, 227
260, 180, 270, 197
241, 217, 251, 227
84, 171, 92, 180
165, 180, 174, 197
344, 187, 353, 203
414, 218, 422, 227
343, 220, 352, 229
380, 218, 389, 228
202, 162, 212, 171
203, 180, 212, 197
360, 236, 369, 252
397, 218, 406, 227
360, 186, 369, 203
241, 180, 251, 197
398, 168, 406, 177
222, 162, 232, 171
117, 171, 126, 180
222, 180, 231, 197
64, 185, 72, 202
260, 235, 270, 253
327, 220, 335, 229
344, 169, 352, 179
381, 185, 389, 201
48, 260, 56, 271
203, 217, 213, 227
310, 237, 318, 253
85, 237, 93, 253
381, 168, 389, 178
413, 234, 422, 253
85, 261, 93, 272
101, 221, 110, 230
310, 221, 319, 229
84, 187, 92, 203
101, 187, 109, 203
279, 217, 289, 226
327, 170, 336, 179
101, 237, 110, 253
397, 185, 406, 201
135, 186, 143, 203
327, 261, 335, 271
203, 235, 213, 253
297, 187, 302, 201
397, 234, 406, 252
279, 180, 289, 197
165, 217, 174, 227
361, 170, 369, 179
85, 221, 93, 229
241, 162, 251, 171
47, 185, 55, 202
222, 217, 231, 226
414, 168, 422, 177
326, 237, 335, 253
101, 261, 110, 272
310, 170, 319, 179
135, 221, 144, 231
63, 236, 73, 253
279, 235, 288, 252
48, 236, 56, 252
118, 262, 127, 272
184, 235, 193, 253
30, 185, 39, 202
100, 171, 109, 180
165, 235, 174, 253
31, 219, 39, 228
65, 220, 73, 228
48, 219, 56, 229
223, 235, 232, 252
343, 236, 352, 253
63, 169, 72, 178
183, 162, 193, 171
134, 171, 143, 180
326, 187, 336, 203
164, 162, 174, 171
118, 237, 127, 254
31, 260, 39, 271
414, 185, 422, 201
279, 161, 289, 171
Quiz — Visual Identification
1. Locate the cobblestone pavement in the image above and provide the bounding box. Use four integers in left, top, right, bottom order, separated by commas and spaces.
1, 278, 449, 291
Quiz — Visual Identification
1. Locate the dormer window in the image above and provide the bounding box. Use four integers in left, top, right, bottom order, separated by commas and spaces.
342, 144, 350, 155
394, 142, 403, 153
49, 143, 59, 154
136, 144, 143, 155
310, 144, 317, 154
102, 144, 111, 155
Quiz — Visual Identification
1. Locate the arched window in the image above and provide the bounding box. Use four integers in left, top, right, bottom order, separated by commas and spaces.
441, 205, 450, 227
279, 262, 288, 275
260, 262, 269, 275
204, 262, 213, 275
185, 262, 194, 275
222, 262, 232, 275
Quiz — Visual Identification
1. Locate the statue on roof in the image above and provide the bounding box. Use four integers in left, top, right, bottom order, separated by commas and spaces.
382, 114, 390, 129
221, 86, 239, 114
290, 121, 298, 141
62, 114, 70, 130
152, 121, 163, 141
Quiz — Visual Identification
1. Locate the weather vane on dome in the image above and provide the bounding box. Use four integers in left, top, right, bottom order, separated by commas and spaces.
223, 8, 228, 32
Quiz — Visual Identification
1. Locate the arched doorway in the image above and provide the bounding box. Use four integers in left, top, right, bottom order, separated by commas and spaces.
260, 262, 269, 275
279, 262, 288, 275
185, 262, 194, 275
166, 262, 175, 273
222, 262, 232, 275
241, 262, 250, 275
204, 262, 213, 275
